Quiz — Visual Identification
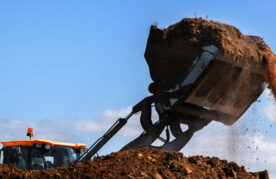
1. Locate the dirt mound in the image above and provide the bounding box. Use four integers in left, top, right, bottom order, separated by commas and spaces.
145, 18, 276, 98
0, 148, 269, 179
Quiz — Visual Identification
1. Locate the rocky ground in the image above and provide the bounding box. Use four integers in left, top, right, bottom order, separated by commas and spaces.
0, 148, 269, 179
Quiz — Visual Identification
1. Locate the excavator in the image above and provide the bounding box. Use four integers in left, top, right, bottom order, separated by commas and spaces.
0, 22, 266, 169
0, 128, 87, 169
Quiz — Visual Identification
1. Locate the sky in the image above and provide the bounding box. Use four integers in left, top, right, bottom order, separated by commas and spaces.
0, 0, 276, 177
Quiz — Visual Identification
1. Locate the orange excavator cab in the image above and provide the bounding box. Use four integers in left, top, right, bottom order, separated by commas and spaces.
0, 129, 86, 170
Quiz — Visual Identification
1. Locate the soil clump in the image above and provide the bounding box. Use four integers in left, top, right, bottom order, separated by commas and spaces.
144, 18, 276, 99
0, 148, 269, 179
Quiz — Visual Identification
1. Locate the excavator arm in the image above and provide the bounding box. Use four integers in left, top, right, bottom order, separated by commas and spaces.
76, 95, 210, 162
75, 112, 133, 163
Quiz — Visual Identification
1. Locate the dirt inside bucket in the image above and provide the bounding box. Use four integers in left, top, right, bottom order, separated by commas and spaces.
144, 18, 276, 99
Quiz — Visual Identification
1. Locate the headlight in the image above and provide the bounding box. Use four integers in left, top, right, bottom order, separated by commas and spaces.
45, 144, 51, 150
35, 143, 42, 148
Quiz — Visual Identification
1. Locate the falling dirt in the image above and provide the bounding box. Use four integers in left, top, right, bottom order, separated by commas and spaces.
0, 148, 269, 179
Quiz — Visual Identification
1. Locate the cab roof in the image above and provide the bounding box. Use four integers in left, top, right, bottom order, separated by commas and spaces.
1, 139, 86, 149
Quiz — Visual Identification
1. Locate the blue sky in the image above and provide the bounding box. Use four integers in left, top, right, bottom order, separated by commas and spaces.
1, 0, 276, 177
1, 0, 276, 121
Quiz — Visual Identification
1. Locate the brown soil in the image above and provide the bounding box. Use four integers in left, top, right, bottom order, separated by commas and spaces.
144, 18, 276, 99
0, 148, 269, 179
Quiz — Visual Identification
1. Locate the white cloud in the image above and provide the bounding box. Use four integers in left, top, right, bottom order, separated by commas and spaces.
0, 119, 79, 143
68, 106, 143, 137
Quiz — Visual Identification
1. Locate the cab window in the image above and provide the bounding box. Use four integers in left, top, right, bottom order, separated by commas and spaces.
3, 146, 27, 169
31, 148, 45, 169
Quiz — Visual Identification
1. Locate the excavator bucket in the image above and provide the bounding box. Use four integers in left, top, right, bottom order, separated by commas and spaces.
173, 50, 265, 125
144, 19, 268, 126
